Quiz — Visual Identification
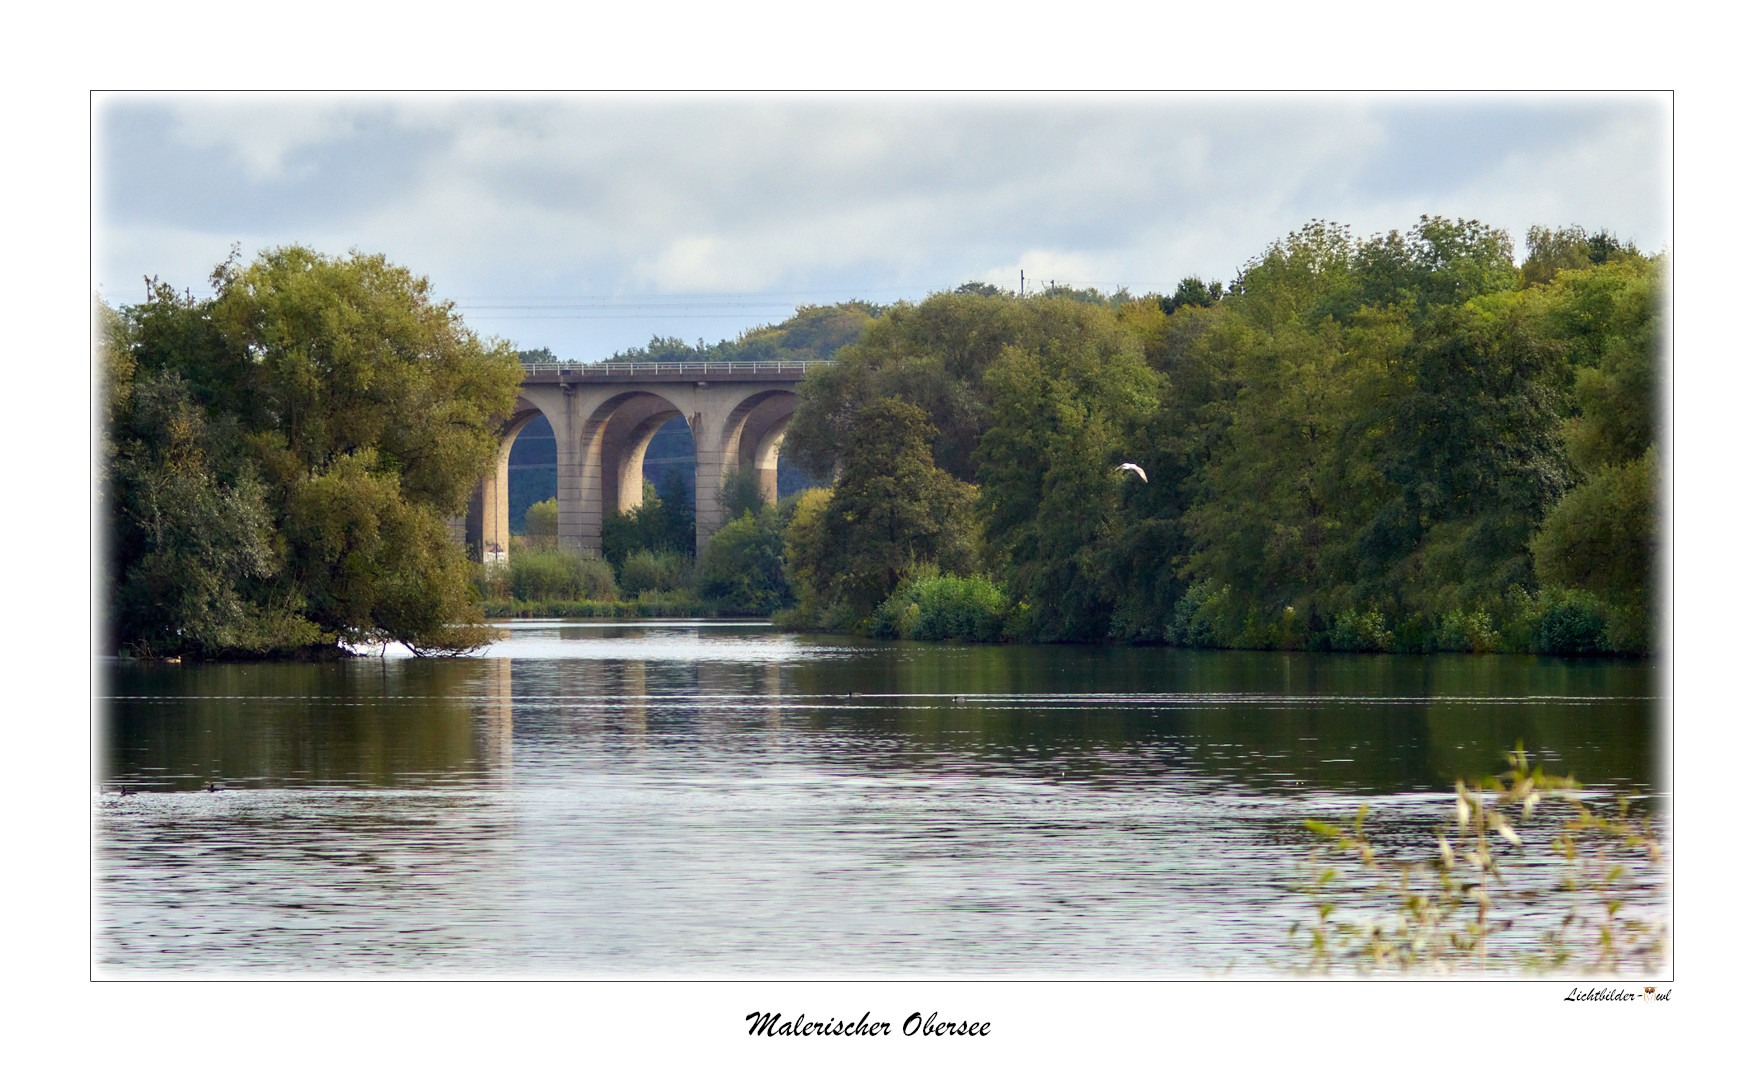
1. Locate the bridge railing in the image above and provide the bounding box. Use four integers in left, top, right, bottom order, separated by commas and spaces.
521, 359, 835, 377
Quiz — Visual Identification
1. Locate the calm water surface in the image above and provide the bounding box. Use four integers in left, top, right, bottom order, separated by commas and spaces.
97, 622, 1663, 976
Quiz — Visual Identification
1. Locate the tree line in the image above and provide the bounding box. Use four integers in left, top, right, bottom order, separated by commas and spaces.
766, 218, 1658, 654
102, 219, 1659, 658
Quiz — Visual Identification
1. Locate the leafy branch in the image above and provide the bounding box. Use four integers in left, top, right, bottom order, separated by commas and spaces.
1291, 743, 1666, 975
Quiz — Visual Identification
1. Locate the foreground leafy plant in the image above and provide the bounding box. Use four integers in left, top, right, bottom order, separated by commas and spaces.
1291, 744, 1666, 975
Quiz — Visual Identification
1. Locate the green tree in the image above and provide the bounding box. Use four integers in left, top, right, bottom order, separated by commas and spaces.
780, 487, 836, 617
770, 217, 1657, 655
602, 472, 696, 565
104, 364, 326, 658
1521, 225, 1594, 287
523, 497, 559, 545
1043, 282, 1110, 306
199, 247, 520, 515
788, 292, 1154, 486
1522, 225, 1643, 287
609, 334, 703, 364
1160, 276, 1223, 312
805, 399, 979, 615
1547, 260, 1660, 466
698, 503, 793, 614
719, 466, 767, 522
1114, 226, 1381, 642
608, 302, 879, 367
1528, 258, 1662, 651
103, 247, 523, 656
1233, 219, 1358, 331
976, 327, 1162, 640
1532, 448, 1657, 604
1343, 215, 1519, 317
1176, 313, 1371, 632
1352, 291, 1570, 617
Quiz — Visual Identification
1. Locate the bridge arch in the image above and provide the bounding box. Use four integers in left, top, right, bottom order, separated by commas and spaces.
722, 389, 799, 506
464, 393, 567, 563
576, 388, 699, 547
461, 361, 824, 561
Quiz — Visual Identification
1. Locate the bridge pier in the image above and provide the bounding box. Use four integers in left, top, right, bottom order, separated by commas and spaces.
462, 362, 819, 563
463, 406, 546, 564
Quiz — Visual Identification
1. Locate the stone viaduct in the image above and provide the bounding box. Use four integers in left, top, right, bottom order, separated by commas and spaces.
460, 358, 826, 561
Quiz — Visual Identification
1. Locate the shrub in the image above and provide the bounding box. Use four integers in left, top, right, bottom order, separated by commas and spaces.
869, 594, 917, 639
1164, 583, 1235, 648
1437, 609, 1501, 653
1107, 601, 1168, 645
815, 601, 861, 634
873, 573, 1008, 641
1327, 608, 1394, 652
477, 595, 710, 619
698, 507, 792, 614
1491, 584, 1542, 652
1600, 601, 1652, 656
1534, 589, 1609, 655
619, 549, 692, 598
523, 497, 558, 545
1001, 601, 1036, 643
603, 474, 696, 565
719, 466, 767, 522
1390, 614, 1432, 654
1230, 606, 1312, 652
914, 575, 1008, 641
508, 548, 618, 602
473, 560, 511, 602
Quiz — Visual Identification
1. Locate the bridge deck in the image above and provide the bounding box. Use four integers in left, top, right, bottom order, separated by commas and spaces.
521, 360, 831, 384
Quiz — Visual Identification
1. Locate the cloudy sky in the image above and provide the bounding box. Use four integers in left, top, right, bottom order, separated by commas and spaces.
94, 93, 1669, 363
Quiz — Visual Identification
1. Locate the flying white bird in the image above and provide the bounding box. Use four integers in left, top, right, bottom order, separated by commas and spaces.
1117, 463, 1148, 482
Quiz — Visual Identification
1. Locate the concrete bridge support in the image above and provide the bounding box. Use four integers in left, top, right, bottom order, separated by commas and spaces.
461, 367, 811, 562
463, 405, 545, 564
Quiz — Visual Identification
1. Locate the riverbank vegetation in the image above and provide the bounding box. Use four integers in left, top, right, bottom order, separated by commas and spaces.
488, 467, 798, 618
1291, 744, 1666, 975
107, 219, 1660, 659
101, 247, 523, 659
768, 218, 1661, 655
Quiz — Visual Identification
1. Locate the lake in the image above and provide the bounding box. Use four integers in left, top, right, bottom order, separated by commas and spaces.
95, 620, 1665, 976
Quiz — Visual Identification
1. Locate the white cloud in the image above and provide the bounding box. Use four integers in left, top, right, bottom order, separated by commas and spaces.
158, 95, 367, 181
95, 94, 1670, 360
1471, 110, 1670, 255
